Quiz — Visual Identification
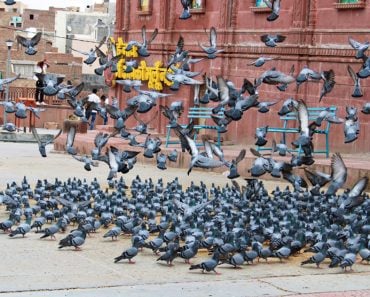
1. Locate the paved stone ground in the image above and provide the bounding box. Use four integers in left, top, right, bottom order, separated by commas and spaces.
0, 142, 369, 297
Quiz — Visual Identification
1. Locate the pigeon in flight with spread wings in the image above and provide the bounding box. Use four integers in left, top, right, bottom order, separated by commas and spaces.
326, 153, 347, 197
198, 27, 224, 59
0, 73, 20, 91
69, 36, 106, 65
347, 65, 362, 98
4, 0, 17, 5
31, 126, 62, 158
16, 32, 42, 55
348, 37, 369, 60
126, 25, 158, 57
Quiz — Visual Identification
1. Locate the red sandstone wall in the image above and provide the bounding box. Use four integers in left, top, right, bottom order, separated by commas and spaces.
98, 0, 370, 153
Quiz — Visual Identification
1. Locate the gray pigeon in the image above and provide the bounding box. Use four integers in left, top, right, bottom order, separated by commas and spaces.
248, 56, 279, 67
301, 250, 327, 268
9, 223, 31, 237
16, 32, 42, 55
126, 25, 158, 57
326, 153, 347, 197
189, 251, 221, 274
156, 153, 167, 170
361, 102, 370, 114
319, 69, 336, 102
198, 27, 224, 59
255, 126, 268, 146
0, 73, 21, 91
340, 253, 356, 271
347, 65, 362, 97
114, 237, 142, 264
348, 37, 369, 59
260, 34, 286, 47
4, 0, 16, 5
115, 79, 143, 93
31, 127, 62, 158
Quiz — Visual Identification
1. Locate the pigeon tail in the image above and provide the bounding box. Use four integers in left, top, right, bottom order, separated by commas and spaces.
344, 133, 358, 144
351, 86, 363, 98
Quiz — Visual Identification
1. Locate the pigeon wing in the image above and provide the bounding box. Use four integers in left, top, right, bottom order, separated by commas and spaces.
210, 27, 217, 48
331, 153, 347, 184
348, 176, 368, 199
30, 32, 42, 46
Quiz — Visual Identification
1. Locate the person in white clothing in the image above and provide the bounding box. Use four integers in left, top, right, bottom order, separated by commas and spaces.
86, 88, 100, 130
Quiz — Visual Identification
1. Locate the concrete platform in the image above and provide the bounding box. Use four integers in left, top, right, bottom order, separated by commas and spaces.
0, 142, 369, 297
53, 127, 370, 190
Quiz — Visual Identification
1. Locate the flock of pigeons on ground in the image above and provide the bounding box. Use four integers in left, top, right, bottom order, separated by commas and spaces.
0, 171, 369, 273
0, 0, 369, 277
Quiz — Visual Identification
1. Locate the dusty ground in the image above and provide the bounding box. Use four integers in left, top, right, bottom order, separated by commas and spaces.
0, 142, 369, 297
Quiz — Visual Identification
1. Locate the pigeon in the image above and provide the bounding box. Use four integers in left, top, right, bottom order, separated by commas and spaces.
179, 0, 192, 20
0, 73, 21, 91
358, 56, 370, 79
319, 69, 336, 102
296, 66, 321, 89
301, 250, 327, 268
255, 126, 269, 146
248, 56, 279, 67
65, 125, 77, 155
156, 242, 179, 266
16, 32, 42, 55
344, 118, 359, 144
220, 253, 245, 268
278, 98, 298, 116
94, 50, 122, 76
361, 102, 370, 114
57, 82, 84, 100
198, 27, 224, 59
304, 168, 331, 188
156, 153, 167, 170
263, 0, 281, 22
58, 233, 86, 250
189, 251, 221, 274
168, 149, 178, 162
31, 127, 62, 158
2, 123, 20, 132
340, 176, 368, 210
167, 35, 187, 69
347, 65, 362, 97
272, 139, 289, 156
91, 132, 115, 160
9, 223, 31, 238
340, 253, 356, 271
115, 79, 143, 93
114, 237, 142, 264
72, 155, 99, 171
124, 59, 139, 73
4, 0, 16, 5
326, 153, 347, 197
0, 220, 13, 233
257, 100, 278, 113
133, 111, 158, 134
359, 248, 370, 263
348, 37, 369, 59
104, 226, 122, 241
69, 36, 105, 65
260, 34, 286, 47
35, 73, 64, 96
126, 25, 158, 57
143, 135, 162, 158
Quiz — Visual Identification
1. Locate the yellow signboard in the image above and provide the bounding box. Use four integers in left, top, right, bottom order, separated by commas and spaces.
110, 37, 173, 91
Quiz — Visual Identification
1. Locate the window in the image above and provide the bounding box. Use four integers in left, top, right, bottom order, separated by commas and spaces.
191, 0, 204, 9
334, 0, 365, 9
12, 61, 36, 79
29, 14, 34, 20
255, 0, 267, 7
140, 0, 149, 11
137, 0, 152, 15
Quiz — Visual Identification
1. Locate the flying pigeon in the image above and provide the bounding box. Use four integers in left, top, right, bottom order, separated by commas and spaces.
126, 25, 158, 57
198, 27, 224, 59
16, 32, 42, 55
31, 126, 62, 158
260, 34, 286, 47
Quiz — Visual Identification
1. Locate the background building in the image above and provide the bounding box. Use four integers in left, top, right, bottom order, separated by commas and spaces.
113, 0, 370, 153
